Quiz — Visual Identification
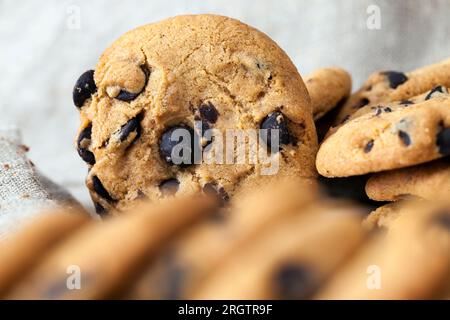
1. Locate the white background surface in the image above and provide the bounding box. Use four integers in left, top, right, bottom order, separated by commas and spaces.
1, 0, 449, 209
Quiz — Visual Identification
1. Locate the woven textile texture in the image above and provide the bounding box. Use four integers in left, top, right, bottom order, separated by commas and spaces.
0, 128, 80, 239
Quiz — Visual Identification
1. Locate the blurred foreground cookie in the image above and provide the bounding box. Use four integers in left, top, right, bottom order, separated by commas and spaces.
73, 14, 317, 213
3, 196, 215, 299
366, 158, 450, 201
123, 180, 316, 299
316, 88, 450, 177
318, 200, 450, 299
192, 201, 365, 299
334, 57, 450, 124
304, 67, 351, 121
0, 209, 88, 296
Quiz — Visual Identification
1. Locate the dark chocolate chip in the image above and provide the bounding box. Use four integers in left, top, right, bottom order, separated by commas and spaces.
382, 71, 408, 89
118, 113, 143, 143
199, 102, 219, 123
92, 175, 115, 202
425, 85, 447, 100
384, 107, 392, 112
159, 178, 180, 196
364, 139, 374, 153
116, 90, 140, 102
432, 211, 450, 230
398, 130, 411, 146
77, 124, 95, 165
73, 70, 97, 108
437, 127, 450, 155
203, 183, 229, 206
260, 111, 291, 151
94, 202, 108, 216
160, 125, 196, 166
400, 100, 414, 106
273, 264, 317, 300
354, 97, 370, 109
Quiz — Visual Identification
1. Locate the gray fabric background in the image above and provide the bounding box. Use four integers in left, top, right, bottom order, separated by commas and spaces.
1, 0, 449, 209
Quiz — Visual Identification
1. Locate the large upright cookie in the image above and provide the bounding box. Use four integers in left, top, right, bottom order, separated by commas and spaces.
334, 58, 450, 125
316, 88, 450, 177
73, 14, 317, 213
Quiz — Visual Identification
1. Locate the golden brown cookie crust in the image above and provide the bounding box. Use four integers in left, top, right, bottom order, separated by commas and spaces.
304, 67, 352, 121
366, 159, 450, 201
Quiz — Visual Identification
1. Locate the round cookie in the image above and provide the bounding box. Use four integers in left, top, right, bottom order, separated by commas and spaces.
192, 203, 365, 299
318, 200, 450, 299
316, 88, 450, 177
366, 158, 450, 201
3, 196, 214, 299
304, 67, 352, 121
72, 14, 317, 213
0, 209, 88, 296
334, 57, 450, 125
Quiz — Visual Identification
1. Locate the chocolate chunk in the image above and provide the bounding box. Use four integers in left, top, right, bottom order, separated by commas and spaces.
425, 85, 447, 100
382, 71, 408, 89
73, 70, 97, 108
92, 176, 115, 202
199, 102, 219, 123
118, 113, 143, 143
341, 115, 351, 124
203, 183, 229, 206
160, 125, 196, 166
274, 264, 317, 300
94, 202, 108, 216
437, 127, 450, 155
159, 178, 180, 196
260, 111, 291, 151
400, 100, 414, 106
384, 107, 392, 112
398, 130, 411, 146
354, 98, 370, 109
77, 124, 95, 165
364, 139, 374, 153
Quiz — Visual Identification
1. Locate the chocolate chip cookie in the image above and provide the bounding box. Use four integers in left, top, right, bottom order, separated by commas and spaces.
316, 88, 450, 177
366, 158, 450, 201
73, 14, 317, 213
123, 179, 316, 299
334, 57, 450, 125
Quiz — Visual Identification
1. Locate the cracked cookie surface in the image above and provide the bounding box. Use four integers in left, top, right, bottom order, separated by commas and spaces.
73, 14, 317, 213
